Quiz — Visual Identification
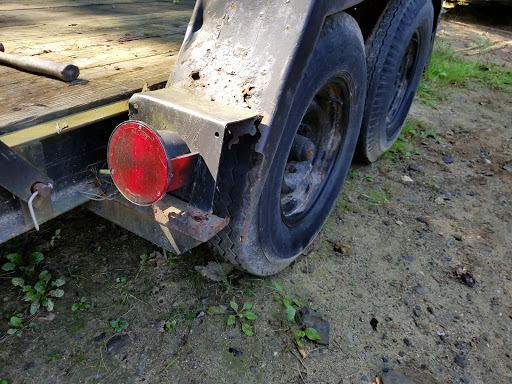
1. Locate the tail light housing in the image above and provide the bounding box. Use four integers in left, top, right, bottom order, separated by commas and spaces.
108, 121, 196, 205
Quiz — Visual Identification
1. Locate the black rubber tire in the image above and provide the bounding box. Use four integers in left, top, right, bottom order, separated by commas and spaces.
210, 12, 366, 276
357, 0, 434, 163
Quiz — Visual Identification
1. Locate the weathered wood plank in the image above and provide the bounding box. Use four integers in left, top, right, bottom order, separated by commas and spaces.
0, 0, 196, 12
0, 0, 194, 133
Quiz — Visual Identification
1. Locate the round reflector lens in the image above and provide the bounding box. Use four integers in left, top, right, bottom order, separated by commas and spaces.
108, 121, 170, 205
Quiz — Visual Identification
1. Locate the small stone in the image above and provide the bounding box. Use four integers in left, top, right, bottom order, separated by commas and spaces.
401, 175, 414, 183
250, 366, 257, 375
443, 156, 453, 164
416, 216, 425, 223
413, 308, 421, 317
381, 370, 415, 384
106, 334, 131, 354
370, 317, 379, 331
412, 284, 427, 295
334, 243, 352, 256
228, 347, 243, 358
455, 355, 468, 368
403, 254, 415, 263
361, 376, 368, 381
407, 162, 421, 172
382, 356, 389, 363
403, 338, 412, 346
427, 307, 435, 315
398, 351, 405, 357
455, 343, 468, 350
395, 220, 404, 226
453, 233, 463, 241
503, 163, 512, 172
303, 263, 316, 273
295, 308, 330, 345
93, 332, 106, 342
387, 209, 397, 216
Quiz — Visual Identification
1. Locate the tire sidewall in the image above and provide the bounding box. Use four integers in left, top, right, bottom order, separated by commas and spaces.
257, 15, 366, 265
363, 0, 434, 161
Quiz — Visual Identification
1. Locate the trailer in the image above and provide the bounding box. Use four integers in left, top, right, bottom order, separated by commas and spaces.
0, 0, 442, 276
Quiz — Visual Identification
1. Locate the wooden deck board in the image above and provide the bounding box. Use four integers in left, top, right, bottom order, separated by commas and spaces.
0, 0, 194, 134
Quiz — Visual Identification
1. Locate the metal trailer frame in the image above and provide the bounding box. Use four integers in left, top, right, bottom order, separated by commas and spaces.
0, 0, 443, 253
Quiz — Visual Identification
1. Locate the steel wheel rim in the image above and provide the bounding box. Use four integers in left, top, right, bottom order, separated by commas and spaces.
280, 78, 349, 226
386, 30, 421, 138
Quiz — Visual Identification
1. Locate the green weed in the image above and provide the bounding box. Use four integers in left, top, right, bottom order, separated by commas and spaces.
110, 317, 129, 332
1, 251, 44, 273
164, 319, 177, 333
71, 296, 91, 311
418, 40, 512, 103
12, 270, 65, 314
227, 300, 258, 336
272, 282, 298, 321
271, 282, 323, 350
383, 119, 422, 162
6, 315, 34, 337
135, 252, 156, 280
50, 229, 61, 247
361, 188, 392, 208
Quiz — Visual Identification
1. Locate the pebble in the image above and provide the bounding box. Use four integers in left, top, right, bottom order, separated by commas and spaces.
398, 351, 405, 357
403, 338, 412, 346
381, 370, 416, 384
401, 175, 414, 183
455, 343, 468, 350
382, 356, 389, 363
93, 332, 106, 342
228, 347, 243, 358
344, 330, 354, 343
303, 263, 316, 273
295, 308, 330, 345
403, 254, 415, 263
407, 163, 422, 172
106, 334, 131, 354
412, 284, 427, 295
455, 355, 468, 368
427, 306, 435, 315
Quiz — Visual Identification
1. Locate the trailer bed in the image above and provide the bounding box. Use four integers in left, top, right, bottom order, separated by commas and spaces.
0, 0, 194, 135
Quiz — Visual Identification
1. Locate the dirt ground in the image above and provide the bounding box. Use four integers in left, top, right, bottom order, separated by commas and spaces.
1, 6, 511, 384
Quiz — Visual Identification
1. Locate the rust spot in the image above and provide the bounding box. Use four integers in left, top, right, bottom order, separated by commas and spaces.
231, 2, 235, 9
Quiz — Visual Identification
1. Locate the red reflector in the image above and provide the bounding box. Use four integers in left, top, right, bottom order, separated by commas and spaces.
108, 121, 171, 205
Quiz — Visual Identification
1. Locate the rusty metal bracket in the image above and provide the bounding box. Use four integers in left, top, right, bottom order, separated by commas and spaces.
88, 193, 229, 255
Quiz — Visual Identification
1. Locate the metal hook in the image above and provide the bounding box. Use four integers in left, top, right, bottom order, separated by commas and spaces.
28, 183, 53, 231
